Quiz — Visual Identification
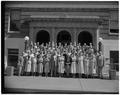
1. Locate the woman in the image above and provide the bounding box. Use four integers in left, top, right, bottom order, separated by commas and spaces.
71, 52, 77, 78
37, 54, 43, 76
44, 54, 50, 77
92, 54, 97, 77
58, 53, 65, 77
31, 53, 37, 76
25, 54, 31, 76
83, 54, 89, 78
77, 52, 84, 78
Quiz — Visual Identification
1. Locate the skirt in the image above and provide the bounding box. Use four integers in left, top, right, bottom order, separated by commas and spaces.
38, 63, 43, 73
71, 62, 76, 74
58, 62, 64, 73
80, 61, 84, 74
45, 62, 49, 73
31, 63, 36, 72
26, 62, 31, 72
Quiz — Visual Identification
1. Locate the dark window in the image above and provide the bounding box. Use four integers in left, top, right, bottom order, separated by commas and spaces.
110, 51, 119, 71
8, 49, 19, 68
36, 30, 50, 45
78, 31, 92, 45
110, 29, 119, 34
10, 20, 20, 31
57, 30, 71, 45
9, 10, 20, 32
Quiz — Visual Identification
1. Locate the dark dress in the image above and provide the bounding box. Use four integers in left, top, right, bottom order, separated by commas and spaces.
98, 55, 104, 77
64, 54, 72, 76
49, 54, 55, 76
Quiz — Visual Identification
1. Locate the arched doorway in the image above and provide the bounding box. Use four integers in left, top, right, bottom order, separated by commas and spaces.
57, 30, 71, 45
36, 30, 50, 45
78, 31, 93, 45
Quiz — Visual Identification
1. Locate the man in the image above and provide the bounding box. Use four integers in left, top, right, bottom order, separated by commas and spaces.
64, 50, 72, 77
53, 51, 58, 77
98, 51, 104, 78
17, 53, 24, 76
22, 51, 28, 76
49, 52, 55, 77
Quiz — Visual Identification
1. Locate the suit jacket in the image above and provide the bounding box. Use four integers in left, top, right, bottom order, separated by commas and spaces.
49, 55, 55, 71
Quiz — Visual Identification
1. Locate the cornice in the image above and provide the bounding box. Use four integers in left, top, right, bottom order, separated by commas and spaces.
32, 26, 98, 30
6, 7, 118, 12
25, 17, 102, 23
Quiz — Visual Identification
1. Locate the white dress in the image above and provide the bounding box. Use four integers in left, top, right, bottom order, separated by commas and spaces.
71, 56, 77, 74
80, 56, 84, 74
92, 57, 97, 74
86, 58, 89, 75
26, 57, 31, 72
58, 56, 65, 73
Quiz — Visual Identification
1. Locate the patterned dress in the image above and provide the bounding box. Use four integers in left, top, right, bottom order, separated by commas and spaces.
92, 56, 97, 75
37, 57, 43, 73
83, 57, 89, 75
44, 57, 50, 74
86, 57, 89, 75
89, 56, 93, 75
31, 56, 37, 73
78, 56, 84, 74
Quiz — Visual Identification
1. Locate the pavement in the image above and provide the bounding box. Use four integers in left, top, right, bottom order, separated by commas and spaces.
4, 76, 119, 94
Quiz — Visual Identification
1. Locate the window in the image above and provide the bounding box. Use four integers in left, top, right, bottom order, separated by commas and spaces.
110, 29, 119, 34
109, 20, 119, 35
110, 51, 119, 71
8, 10, 20, 33
8, 49, 19, 68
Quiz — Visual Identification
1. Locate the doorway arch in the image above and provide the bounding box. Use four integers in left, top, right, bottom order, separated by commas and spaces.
57, 30, 71, 45
36, 30, 50, 45
78, 31, 93, 45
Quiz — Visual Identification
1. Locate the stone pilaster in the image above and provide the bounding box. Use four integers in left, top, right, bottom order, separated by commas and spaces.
96, 27, 100, 51
29, 26, 34, 42
96, 24, 103, 51
51, 27, 55, 44
73, 28, 77, 45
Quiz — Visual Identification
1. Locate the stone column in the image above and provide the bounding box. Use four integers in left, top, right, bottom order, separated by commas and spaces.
51, 27, 55, 45
96, 23, 103, 51
73, 28, 77, 45
29, 23, 34, 43
96, 26, 100, 51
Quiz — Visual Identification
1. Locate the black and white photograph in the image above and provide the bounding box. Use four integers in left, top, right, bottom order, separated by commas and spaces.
2, 1, 119, 94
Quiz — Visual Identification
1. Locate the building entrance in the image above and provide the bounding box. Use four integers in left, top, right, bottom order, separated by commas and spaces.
57, 30, 71, 45
36, 30, 50, 45
78, 31, 93, 46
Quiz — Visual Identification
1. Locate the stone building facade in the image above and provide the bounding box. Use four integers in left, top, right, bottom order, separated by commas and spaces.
4, 1, 119, 69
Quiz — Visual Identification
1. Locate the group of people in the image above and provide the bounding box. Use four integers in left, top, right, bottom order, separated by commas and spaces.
17, 41, 104, 78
